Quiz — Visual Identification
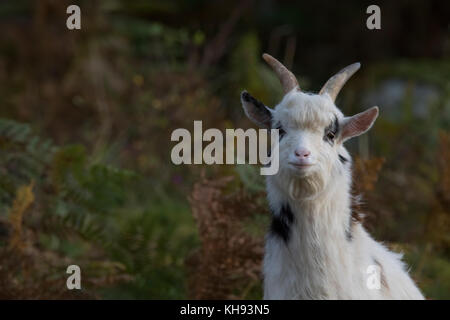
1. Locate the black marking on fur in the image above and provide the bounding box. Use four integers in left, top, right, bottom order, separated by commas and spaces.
323, 115, 339, 145
345, 229, 353, 241
274, 123, 286, 140
241, 91, 273, 128
345, 215, 353, 241
334, 115, 339, 131
270, 204, 294, 243
339, 154, 349, 164
242, 92, 271, 115
242, 91, 263, 108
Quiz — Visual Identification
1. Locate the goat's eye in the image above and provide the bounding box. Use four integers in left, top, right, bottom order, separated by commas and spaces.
326, 131, 335, 140
275, 125, 285, 139
323, 116, 340, 145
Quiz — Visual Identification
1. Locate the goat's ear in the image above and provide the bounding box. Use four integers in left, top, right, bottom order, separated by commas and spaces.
241, 91, 273, 128
340, 106, 379, 142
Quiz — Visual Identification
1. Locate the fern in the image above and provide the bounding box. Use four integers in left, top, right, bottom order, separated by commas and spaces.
0, 118, 137, 297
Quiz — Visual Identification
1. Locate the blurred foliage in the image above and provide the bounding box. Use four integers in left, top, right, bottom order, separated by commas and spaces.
187, 174, 265, 299
0, 0, 448, 299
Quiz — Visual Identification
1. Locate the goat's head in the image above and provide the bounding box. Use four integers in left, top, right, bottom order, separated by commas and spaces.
241, 54, 378, 198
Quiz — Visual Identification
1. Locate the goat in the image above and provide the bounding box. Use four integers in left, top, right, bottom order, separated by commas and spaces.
240, 54, 424, 300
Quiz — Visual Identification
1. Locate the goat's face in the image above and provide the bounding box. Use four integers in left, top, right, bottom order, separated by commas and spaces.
272, 92, 343, 182
241, 54, 378, 196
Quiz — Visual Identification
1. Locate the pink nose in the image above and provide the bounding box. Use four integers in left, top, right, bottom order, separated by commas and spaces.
294, 148, 311, 158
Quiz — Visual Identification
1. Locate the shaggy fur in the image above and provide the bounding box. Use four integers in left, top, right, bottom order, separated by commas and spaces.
242, 88, 424, 300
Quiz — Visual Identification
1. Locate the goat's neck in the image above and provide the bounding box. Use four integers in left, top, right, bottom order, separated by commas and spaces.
266, 168, 356, 298
296, 177, 351, 238
268, 168, 353, 249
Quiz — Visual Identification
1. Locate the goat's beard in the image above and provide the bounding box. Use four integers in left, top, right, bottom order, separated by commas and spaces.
274, 162, 331, 201
288, 170, 328, 200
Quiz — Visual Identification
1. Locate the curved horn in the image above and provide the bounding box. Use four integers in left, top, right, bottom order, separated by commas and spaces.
262, 53, 299, 94
319, 63, 360, 102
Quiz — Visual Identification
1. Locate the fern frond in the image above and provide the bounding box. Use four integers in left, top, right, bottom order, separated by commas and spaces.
8, 182, 35, 250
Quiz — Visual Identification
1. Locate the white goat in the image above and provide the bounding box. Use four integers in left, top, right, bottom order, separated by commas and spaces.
241, 54, 424, 300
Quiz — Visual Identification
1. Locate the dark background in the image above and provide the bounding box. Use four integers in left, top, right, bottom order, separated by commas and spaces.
0, 0, 448, 299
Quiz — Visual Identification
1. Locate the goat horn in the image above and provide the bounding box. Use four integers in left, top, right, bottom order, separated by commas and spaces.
319, 63, 361, 102
262, 53, 299, 94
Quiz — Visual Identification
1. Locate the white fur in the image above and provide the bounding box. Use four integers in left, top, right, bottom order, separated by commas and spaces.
261, 90, 424, 300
